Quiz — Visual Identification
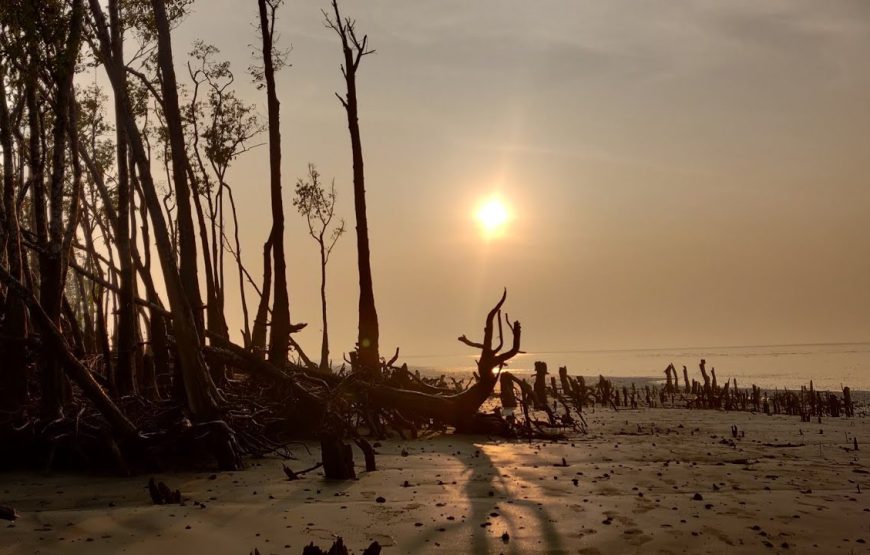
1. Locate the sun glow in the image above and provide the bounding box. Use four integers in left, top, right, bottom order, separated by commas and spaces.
475, 196, 510, 238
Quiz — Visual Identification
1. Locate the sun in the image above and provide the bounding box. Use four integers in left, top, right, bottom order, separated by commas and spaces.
475, 196, 510, 238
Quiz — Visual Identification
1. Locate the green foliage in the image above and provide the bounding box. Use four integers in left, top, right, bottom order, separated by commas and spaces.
0, 0, 84, 79
187, 41, 263, 182
248, 0, 290, 90
293, 164, 345, 259
76, 84, 115, 172
120, 0, 194, 43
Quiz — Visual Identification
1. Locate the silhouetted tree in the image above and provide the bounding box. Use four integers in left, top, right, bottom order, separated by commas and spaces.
325, 0, 380, 373
255, 0, 293, 364
150, 0, 206, 338
293, 164, 345, 372
187, 40, 263, 369
0, 55, 27, 409
33, 0, 85, 418
109, 0, 137, 395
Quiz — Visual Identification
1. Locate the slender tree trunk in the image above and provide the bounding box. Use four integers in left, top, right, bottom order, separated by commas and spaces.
150, 0, 205, 336
110, 0, 136, 394
0, 60, 27, 407
81, 215, 115, 388
216, 180, 225, 322
330, 0, 380, 371
189, 167, 228, 382
346, 70, 380, 372
250, 234, 273, 357
225, 185, 251, 347
26, 52, 56, 414
319, 240, 329, 372
128, 151, 146, 389
62, 294, 86, 356
137, 310, 158, 399
38, 1, 84, 417
132, 165, 169, 397
75, 273, 96, 353
257, 0, 291, 365
186, 139, 223, 363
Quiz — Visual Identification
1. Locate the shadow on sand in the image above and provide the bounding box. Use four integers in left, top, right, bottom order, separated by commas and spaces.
406, 440, 566, 554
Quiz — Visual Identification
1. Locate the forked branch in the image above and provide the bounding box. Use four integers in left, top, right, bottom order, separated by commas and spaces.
457, 289, 520, 381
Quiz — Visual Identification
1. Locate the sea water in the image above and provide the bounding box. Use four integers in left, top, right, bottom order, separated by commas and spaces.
407, 342, 870, 391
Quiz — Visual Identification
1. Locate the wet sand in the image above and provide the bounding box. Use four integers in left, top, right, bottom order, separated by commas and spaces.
1, 407, 867, 554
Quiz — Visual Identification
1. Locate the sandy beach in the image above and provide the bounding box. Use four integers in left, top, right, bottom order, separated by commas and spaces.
2, 406, 867, 555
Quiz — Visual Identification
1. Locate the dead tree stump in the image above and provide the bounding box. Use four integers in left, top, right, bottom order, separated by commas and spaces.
559, 366, 572, 396
664, 364, 675, 395
321, 434, 356, 480
500, 372, 518, 410
355, 438, 377, 472
533, 362, 548, 409
699, 359, 712, 408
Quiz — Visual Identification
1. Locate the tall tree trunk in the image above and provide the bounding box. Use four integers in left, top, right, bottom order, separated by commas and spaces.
110, 0, 137, 395
150, 0, 205, 337
133, 168, 169, 397
257, 0, 291, 365
329, 0, 380, 372
81, 217, 115, 388
188, 167, 228, 382
26, 47, 54, 414
38, 0, 84, 418
346, 64, 380, 373
186, 113, 224, 369
88, 0, 222, 420
127, 152, 146, 390
0, 60, 28, 408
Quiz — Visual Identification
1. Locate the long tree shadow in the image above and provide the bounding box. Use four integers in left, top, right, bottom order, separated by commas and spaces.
406, 439, 565, 554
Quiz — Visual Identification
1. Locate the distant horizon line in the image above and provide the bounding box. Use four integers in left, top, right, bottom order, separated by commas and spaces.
398, 340, 870, 360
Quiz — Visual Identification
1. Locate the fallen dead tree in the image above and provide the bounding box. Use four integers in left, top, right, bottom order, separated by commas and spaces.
202, 290, 526, 437
363, 290, 520, 430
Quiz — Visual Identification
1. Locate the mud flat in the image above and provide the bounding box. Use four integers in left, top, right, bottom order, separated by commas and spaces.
1, 406, 867, 554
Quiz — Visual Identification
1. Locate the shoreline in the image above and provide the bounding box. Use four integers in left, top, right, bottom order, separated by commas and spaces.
402, 343, 870, 392
409, 367, 870, 404
407, 366, 870, 402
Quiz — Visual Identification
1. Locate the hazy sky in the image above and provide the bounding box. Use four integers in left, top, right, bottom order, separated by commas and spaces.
164, 0, 870, 368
